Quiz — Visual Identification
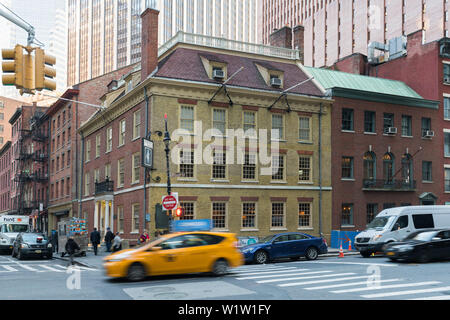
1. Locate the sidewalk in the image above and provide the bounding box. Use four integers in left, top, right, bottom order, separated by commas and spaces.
53, 246, 360, 269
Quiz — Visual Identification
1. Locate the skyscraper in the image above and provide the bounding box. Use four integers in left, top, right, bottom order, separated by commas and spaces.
67, 0, 261, 86
261, 0, 450, 67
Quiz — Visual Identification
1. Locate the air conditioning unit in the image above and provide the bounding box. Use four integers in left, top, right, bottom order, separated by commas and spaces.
270, 77, 282, 87
424, 130, 435, 138
386, 127, 397, 134
212, 69, 225, 80
445, 76, 450, 84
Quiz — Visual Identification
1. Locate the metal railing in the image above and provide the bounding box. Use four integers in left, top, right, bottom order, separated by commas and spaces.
95, 179, 114, 195
363, 179, 416, 191
158, 31, 301, 60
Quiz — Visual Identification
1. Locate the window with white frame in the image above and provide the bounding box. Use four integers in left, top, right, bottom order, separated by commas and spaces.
96, 135, 101, 158
132, 152, 140, 183
117, 158, 125, 187
212, 151, 226, 179
180, 150, 194, 178
271, 202, 285, 228
243, 153, 257, 180
212, 108, 226, 135
180, 105, 194, 133
84, 172, 90, 196
242, 202, 256, 228
119, 119, 126, 146
132, 203, 140, 232
298, 116, 311, 141
271, 155, 285, 181
299, 156, 312, 182
85, 140, 91, 162
298, 203, 312, 228
272, 114, 284, 139
243, 111, 257, 135
106, 127, 113, 152
212, 202, 227, 229
133, 110, 141, 139
180, 202, 194, 220
117, 206, 124, 233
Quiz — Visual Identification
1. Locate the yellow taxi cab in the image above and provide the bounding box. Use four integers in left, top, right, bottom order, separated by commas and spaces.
103, 231, 244, 281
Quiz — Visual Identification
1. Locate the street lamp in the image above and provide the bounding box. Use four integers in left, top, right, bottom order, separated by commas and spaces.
163, 113, 173, 231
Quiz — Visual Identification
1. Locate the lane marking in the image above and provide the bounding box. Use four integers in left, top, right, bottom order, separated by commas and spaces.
362, 286, 450, 299
18, 264, 40, 272
409, 295, 450, 300
300, 261, 398, 267
234, 268, 307, 277
258, 272, 356, 284
305, 279, 402, 290
237, 270, 331, 280
278, 275, 372, 287
331, 281, 441, 294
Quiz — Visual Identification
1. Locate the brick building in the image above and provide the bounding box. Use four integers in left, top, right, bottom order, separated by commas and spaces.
9, 104, 49, 232
305, 67, 441, 232
44, 65, 138, 233
78, 8, 334, 244
0, 96, 24, 148
331, 30, 450, 205
0, 141, 12, 215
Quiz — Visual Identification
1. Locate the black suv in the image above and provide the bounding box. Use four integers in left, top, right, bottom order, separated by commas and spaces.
12, 233, 53, 260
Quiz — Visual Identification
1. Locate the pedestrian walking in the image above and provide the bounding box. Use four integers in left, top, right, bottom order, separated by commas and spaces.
65, 237, 80, 266
104, 227, 114, 252
90, 228, 101, 255
50, 229, 58, 253
112, 232, 122, 253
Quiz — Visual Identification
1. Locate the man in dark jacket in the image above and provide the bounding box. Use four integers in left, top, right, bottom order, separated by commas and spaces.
65, 237, 80, 266
90, 228, 101, 255
104, 227, 114, 253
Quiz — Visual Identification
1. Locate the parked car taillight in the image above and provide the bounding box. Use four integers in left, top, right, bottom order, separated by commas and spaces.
322, 238, 327, 246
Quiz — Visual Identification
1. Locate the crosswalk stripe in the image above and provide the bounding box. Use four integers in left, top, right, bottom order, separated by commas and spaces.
38, 265, 64, 272
233, 267, 302, 276
0, 265, 17, 272
54, 265, 69, 270
237, 270, 331, 280
331, 281, 441, 294
305, 279, 402, 290
18, 264, 40, 272
409, 295, 450, 300
361, 286, 450, 299
259, 272, 356, 284
234, 268, 307, 277
278, 275, 372, 287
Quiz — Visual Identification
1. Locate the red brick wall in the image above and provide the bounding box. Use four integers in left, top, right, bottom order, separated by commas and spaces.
141, 8, 159, 80
269, 26, 293, 49
331, 96, 441, 231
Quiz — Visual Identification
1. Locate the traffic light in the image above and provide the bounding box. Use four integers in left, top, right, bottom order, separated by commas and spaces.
2, 44, 24, 88
175, 207, 183, 218
34, 47, 56, 91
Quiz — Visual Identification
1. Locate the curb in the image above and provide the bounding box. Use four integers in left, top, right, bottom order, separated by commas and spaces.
52, 256, 98, 269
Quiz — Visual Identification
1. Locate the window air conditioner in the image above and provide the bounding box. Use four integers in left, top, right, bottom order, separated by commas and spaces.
212, 69, 225, 80
424, 130, 435, 138
270, 77, 282, 87
386, 127, 397, 134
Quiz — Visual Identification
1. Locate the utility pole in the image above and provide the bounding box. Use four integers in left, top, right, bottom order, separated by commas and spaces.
163, 114, 172, 232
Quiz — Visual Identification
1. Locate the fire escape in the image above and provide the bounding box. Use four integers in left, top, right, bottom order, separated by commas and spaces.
12, 112, 48, 216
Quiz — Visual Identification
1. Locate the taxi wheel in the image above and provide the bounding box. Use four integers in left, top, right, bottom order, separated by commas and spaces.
212, 259, 229, 276
127, 263, 147, 282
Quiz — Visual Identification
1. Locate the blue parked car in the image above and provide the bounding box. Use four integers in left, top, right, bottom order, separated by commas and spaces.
240, 232, 328, 264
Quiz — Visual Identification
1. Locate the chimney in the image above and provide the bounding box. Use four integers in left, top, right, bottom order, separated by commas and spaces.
293, 25, 305, 64
269, 26, 293, 49
141, 8, 159, 81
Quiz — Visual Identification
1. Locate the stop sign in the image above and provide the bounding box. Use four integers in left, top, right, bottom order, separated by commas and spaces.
162, 195, 177, 210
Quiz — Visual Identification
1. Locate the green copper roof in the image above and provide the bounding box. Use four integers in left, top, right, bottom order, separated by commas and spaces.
304, 66, 423, 99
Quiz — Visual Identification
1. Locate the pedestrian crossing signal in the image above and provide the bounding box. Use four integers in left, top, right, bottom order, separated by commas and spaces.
175, 207, 183, 217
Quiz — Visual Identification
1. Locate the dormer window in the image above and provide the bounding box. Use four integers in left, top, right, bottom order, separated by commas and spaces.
255, 63, 284, 89
200, 55, 228, 81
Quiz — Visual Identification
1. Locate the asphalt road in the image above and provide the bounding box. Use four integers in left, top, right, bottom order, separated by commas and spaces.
1, 252, 450, 301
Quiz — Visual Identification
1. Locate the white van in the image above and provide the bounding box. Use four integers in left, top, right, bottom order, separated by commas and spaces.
354, 206, 450, 257
0, 216, 30, 253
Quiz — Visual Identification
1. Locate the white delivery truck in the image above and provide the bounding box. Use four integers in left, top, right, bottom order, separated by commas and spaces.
0, 215, 30, 253
354, 205, 450, 257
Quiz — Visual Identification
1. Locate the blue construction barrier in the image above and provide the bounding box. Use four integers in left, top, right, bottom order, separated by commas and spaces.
330, 230, 360, 249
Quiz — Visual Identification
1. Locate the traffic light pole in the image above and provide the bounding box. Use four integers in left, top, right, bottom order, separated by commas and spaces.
163, 114, 173, 233
0, 4, 36, 46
